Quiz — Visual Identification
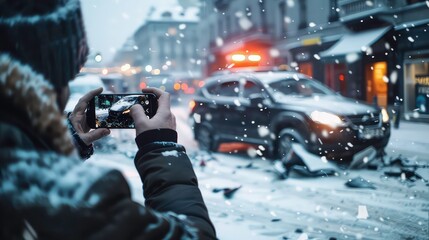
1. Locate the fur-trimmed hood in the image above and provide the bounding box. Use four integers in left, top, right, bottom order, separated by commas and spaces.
0, 54, 74, 155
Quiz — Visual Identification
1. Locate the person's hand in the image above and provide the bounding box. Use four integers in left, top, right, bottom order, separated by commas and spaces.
69, 87, 110, 145
130, 87, 176, 136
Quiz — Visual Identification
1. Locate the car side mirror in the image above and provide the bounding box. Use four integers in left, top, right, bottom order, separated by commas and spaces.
249, 93, 265, 106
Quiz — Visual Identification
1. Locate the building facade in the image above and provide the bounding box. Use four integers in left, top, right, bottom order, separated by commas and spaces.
114, 7, 202, 91
198, 0, 429, 122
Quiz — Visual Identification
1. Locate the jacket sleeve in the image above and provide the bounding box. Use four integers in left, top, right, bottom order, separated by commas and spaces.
133, 128, 216, 239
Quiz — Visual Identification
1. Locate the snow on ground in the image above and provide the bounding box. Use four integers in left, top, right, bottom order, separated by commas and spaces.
89, 148, 428, 239
87, 105, 429, 240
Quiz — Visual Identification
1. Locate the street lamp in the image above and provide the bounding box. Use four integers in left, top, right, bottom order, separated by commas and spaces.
94, 53, 102, 63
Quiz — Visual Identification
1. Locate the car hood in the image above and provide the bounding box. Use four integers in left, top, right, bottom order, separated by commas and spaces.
275, 95, 379, 115
110, 102, 132, 112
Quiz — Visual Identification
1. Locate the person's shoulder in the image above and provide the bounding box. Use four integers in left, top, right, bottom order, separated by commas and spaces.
0, 149, 128, 208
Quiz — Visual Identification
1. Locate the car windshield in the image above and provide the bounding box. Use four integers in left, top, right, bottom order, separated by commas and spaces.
269, 78, 336, 98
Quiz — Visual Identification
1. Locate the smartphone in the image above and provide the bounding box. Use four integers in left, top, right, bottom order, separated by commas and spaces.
86, 93, 158, 129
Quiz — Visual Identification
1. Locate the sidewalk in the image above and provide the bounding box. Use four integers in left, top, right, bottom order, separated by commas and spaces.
387, 121, 429, 161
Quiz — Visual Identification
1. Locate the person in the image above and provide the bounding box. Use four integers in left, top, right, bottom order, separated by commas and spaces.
0, 1, 216, 239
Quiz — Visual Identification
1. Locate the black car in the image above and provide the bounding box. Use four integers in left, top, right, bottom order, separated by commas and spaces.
107, 95, 145, 127
190, 71, 391, 161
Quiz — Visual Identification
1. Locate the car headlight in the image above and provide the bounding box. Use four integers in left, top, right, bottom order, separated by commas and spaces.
310, 111, 345, 128
122, 109, 131, 114
381, 108, 389, 123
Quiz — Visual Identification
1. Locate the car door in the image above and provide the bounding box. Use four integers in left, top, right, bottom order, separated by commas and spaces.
239, 78, 273, 144
206, 78, 241, 140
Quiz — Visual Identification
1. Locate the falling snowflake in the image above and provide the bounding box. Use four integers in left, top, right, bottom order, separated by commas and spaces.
382, 76, 389, 83
238, 16, 253, 30
293, 74, 300, 81
365, 0, 374, 7
346, 53, 359, 63
216, 37, 224, 46
179, 23, 186, 30
408, 36, 415, 42
270, 48, 280, 57
390, 70, 398, 84
233, 99, 241, 106
257, 126, 270, 137
313, 54, 321, 60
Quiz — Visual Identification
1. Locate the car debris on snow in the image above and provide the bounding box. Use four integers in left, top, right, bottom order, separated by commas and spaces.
212, 185, 242, 199
345, 176, 376, 189
272, 144, 338, 179
236, 162, 259, 169
348, 146, 377, 169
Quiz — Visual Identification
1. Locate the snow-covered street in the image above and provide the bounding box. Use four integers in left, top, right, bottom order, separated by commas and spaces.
88, 105, 429, 240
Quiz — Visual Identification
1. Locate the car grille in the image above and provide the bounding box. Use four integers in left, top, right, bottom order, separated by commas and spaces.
346, 113, 381, 127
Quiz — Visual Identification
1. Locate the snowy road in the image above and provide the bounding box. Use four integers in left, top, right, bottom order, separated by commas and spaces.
88, 104, 429, 240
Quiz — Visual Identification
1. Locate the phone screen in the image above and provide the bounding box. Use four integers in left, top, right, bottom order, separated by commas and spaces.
87, 93, 157, 129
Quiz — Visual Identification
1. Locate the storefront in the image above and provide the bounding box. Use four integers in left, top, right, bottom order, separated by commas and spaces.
287, 37, 336, 81
320, 27, 391, 102
403, 57, 429, 120
395, 21, 429, 122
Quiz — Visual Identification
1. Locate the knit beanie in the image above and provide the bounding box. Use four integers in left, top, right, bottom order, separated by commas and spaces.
0, 0, 89, 90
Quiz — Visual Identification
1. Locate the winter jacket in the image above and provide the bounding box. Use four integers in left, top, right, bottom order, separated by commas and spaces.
0, 54, 216, 240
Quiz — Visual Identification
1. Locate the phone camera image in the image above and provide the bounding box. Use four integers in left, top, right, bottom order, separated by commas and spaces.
94, 94, 154, 128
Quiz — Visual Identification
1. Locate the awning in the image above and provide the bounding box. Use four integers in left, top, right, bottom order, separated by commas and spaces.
320, 27, 391, 58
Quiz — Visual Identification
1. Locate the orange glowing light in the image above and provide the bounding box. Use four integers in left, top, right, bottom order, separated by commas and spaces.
189, 100, 196, 110
231, 54, 246, 62
174, 83, 181, 91
248, 54, 261, 62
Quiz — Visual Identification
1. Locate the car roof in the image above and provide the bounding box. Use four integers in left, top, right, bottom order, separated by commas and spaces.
206, 71, 311, 85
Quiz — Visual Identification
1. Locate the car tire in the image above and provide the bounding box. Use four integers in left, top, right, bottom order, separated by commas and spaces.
196, 126, 215, 152
277, 134, 295, 161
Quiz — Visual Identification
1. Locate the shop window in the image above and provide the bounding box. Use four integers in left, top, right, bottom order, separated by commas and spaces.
404, 61, 429, 114
365, 61, 387, 107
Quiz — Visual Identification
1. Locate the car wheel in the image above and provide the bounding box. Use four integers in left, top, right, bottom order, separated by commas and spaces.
196, 126, 215, 151
277, 134, 294, 161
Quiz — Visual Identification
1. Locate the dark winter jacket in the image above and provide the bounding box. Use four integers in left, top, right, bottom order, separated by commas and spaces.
0, 54, 216, 239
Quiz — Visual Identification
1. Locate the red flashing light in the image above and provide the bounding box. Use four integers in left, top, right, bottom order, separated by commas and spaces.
181, 83, 189, 91
139, 82, 147, 89
339, 74, 345, 81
